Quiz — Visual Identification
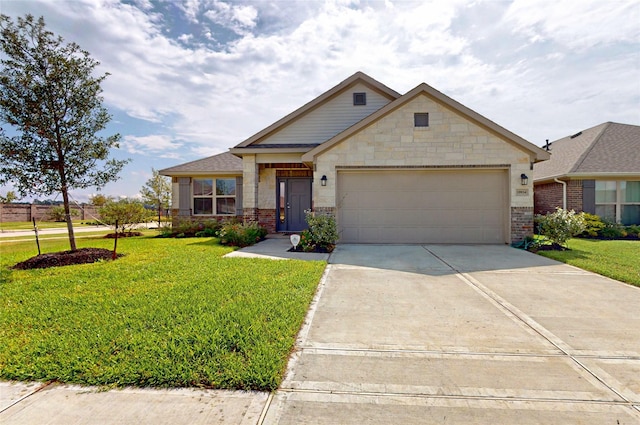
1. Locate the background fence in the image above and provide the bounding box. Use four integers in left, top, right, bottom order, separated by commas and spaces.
0, 204, 101, 223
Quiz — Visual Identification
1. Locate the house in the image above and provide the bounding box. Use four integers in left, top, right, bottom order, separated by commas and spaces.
160, 72, 550, 244
533, 122, 640, 225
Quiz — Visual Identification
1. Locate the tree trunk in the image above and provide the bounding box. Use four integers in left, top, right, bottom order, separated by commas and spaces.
157, 200, 161, 227
61, 186, 77, 251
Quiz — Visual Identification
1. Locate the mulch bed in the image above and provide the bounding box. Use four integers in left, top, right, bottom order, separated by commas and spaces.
104, 231, 143, 239
528, 242, 567, 252
287, 245, 335, 253
12, 248, 120, 270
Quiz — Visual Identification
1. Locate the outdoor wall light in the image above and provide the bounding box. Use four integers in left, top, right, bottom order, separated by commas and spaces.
320, 175, 327, 186
520, 173, 529, 186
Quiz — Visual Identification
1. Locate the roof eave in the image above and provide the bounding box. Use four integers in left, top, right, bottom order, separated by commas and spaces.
230, 146, 314, 155
534, 172, 640, 184
159, 170, 242, 177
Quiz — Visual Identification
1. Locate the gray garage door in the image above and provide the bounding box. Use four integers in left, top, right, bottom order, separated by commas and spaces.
337, 169, 508, 244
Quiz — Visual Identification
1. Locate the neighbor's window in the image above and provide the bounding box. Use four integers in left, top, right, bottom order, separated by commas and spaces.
414, 113, 429, 127
353, 92, 366, 106
621, 181, 640, 225
595, 180, 640, 225
193, 178, 235, 215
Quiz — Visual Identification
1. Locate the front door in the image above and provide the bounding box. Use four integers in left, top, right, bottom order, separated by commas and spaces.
277, 178, 312, 232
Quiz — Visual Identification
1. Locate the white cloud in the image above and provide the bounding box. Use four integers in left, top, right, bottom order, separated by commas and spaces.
203, 1, 258, 35
122, 135, 182, 155
1, 0, 638, 200
504, 0, 640, 50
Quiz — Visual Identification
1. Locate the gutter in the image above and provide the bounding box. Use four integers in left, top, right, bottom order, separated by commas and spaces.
554, 178, 567, 209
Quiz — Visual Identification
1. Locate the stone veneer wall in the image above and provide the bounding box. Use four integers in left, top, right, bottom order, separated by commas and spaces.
511, 206, 534, 242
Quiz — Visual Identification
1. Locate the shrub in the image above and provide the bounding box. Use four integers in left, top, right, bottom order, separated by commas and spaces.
305, 210, 338, 251
48, 205, 79, 222
219, 221, 267, 247
626, 225, 640, 238
99, 198, 153, 233
600, 218, 626, 239
298, 229, 316, 252
580, 213, 606, 238
535, 208, 586, 247
158, 218, 223, 238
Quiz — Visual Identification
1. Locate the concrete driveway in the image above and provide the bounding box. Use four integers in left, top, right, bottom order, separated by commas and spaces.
264, 244, 640, 424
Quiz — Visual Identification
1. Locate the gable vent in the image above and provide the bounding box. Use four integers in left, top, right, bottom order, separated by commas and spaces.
353, 92, 366, 106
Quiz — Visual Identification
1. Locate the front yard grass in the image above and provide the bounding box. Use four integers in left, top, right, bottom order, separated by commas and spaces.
536, 238, 640, 287
0, 235, 326, 390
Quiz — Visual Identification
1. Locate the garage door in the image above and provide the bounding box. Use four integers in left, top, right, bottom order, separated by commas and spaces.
337, 169, 508, 244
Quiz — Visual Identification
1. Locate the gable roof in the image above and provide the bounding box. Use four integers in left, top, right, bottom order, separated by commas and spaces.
533, 122, 640, 182
232, 71, 400, 150
159, 152, 242, 177
302, 82, 550, 163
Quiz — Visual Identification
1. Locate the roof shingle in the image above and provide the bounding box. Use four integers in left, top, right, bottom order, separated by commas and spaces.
159, 152, 242, 176
533, 122, 640, 181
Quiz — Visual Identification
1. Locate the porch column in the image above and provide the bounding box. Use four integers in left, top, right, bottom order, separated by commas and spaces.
242, 154, 258, 221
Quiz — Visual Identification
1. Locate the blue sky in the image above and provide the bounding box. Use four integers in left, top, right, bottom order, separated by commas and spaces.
1, 0, 639, 202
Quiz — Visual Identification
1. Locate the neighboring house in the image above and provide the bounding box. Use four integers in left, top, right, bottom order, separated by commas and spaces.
160, 72, 550, 244
533, 122, 640, 225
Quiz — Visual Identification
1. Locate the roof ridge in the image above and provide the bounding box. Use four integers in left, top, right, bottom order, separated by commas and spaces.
569, 122, 610, 173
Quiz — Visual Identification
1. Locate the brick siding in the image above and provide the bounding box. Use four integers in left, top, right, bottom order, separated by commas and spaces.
257, 208, 276, 233
534, 180, 584, 215
534, 182, 563, 215
511, 206, 534, 242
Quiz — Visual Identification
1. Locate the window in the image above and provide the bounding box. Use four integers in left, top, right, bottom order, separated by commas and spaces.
595, 180, 640, 225
353, 92, 366, 106
414, 113, 429, 127
193, 178, 236, 215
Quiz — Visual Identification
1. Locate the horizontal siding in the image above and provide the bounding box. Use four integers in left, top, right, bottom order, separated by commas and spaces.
258, 83, 392, 145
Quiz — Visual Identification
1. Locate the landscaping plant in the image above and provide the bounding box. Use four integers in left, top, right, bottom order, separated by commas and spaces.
535, 207, 586, 248
99, 198, 153, 234
304, 210, 339, 252
218, 221, 267, 247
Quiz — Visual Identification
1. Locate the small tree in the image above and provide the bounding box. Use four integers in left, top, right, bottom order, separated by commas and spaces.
0, 15, 128, 251
536, 208, 586, 248
89, 193, 112, 207
140, 168, 171, 226
99, 198, 152, 234
0, 190, 18, 203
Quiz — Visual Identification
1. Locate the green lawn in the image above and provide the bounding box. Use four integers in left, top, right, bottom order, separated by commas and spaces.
536, 238, 640, 287
0, 220, 102, 231
0, 235, 326, 390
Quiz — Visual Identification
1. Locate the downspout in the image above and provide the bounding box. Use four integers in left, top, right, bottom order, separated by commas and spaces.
554, 178, 567, 210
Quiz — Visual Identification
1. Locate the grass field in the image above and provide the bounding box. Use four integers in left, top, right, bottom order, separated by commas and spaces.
0, 235, 326, 390
536, 238, 640, 287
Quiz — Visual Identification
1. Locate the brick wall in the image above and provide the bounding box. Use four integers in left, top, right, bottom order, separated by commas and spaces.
0, 204, 100, 223
534, 182, 563, 215
566, 180, 583, 212
511, 206, 534, 242
534, 180, 584, 215
257, 209, 276, 233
